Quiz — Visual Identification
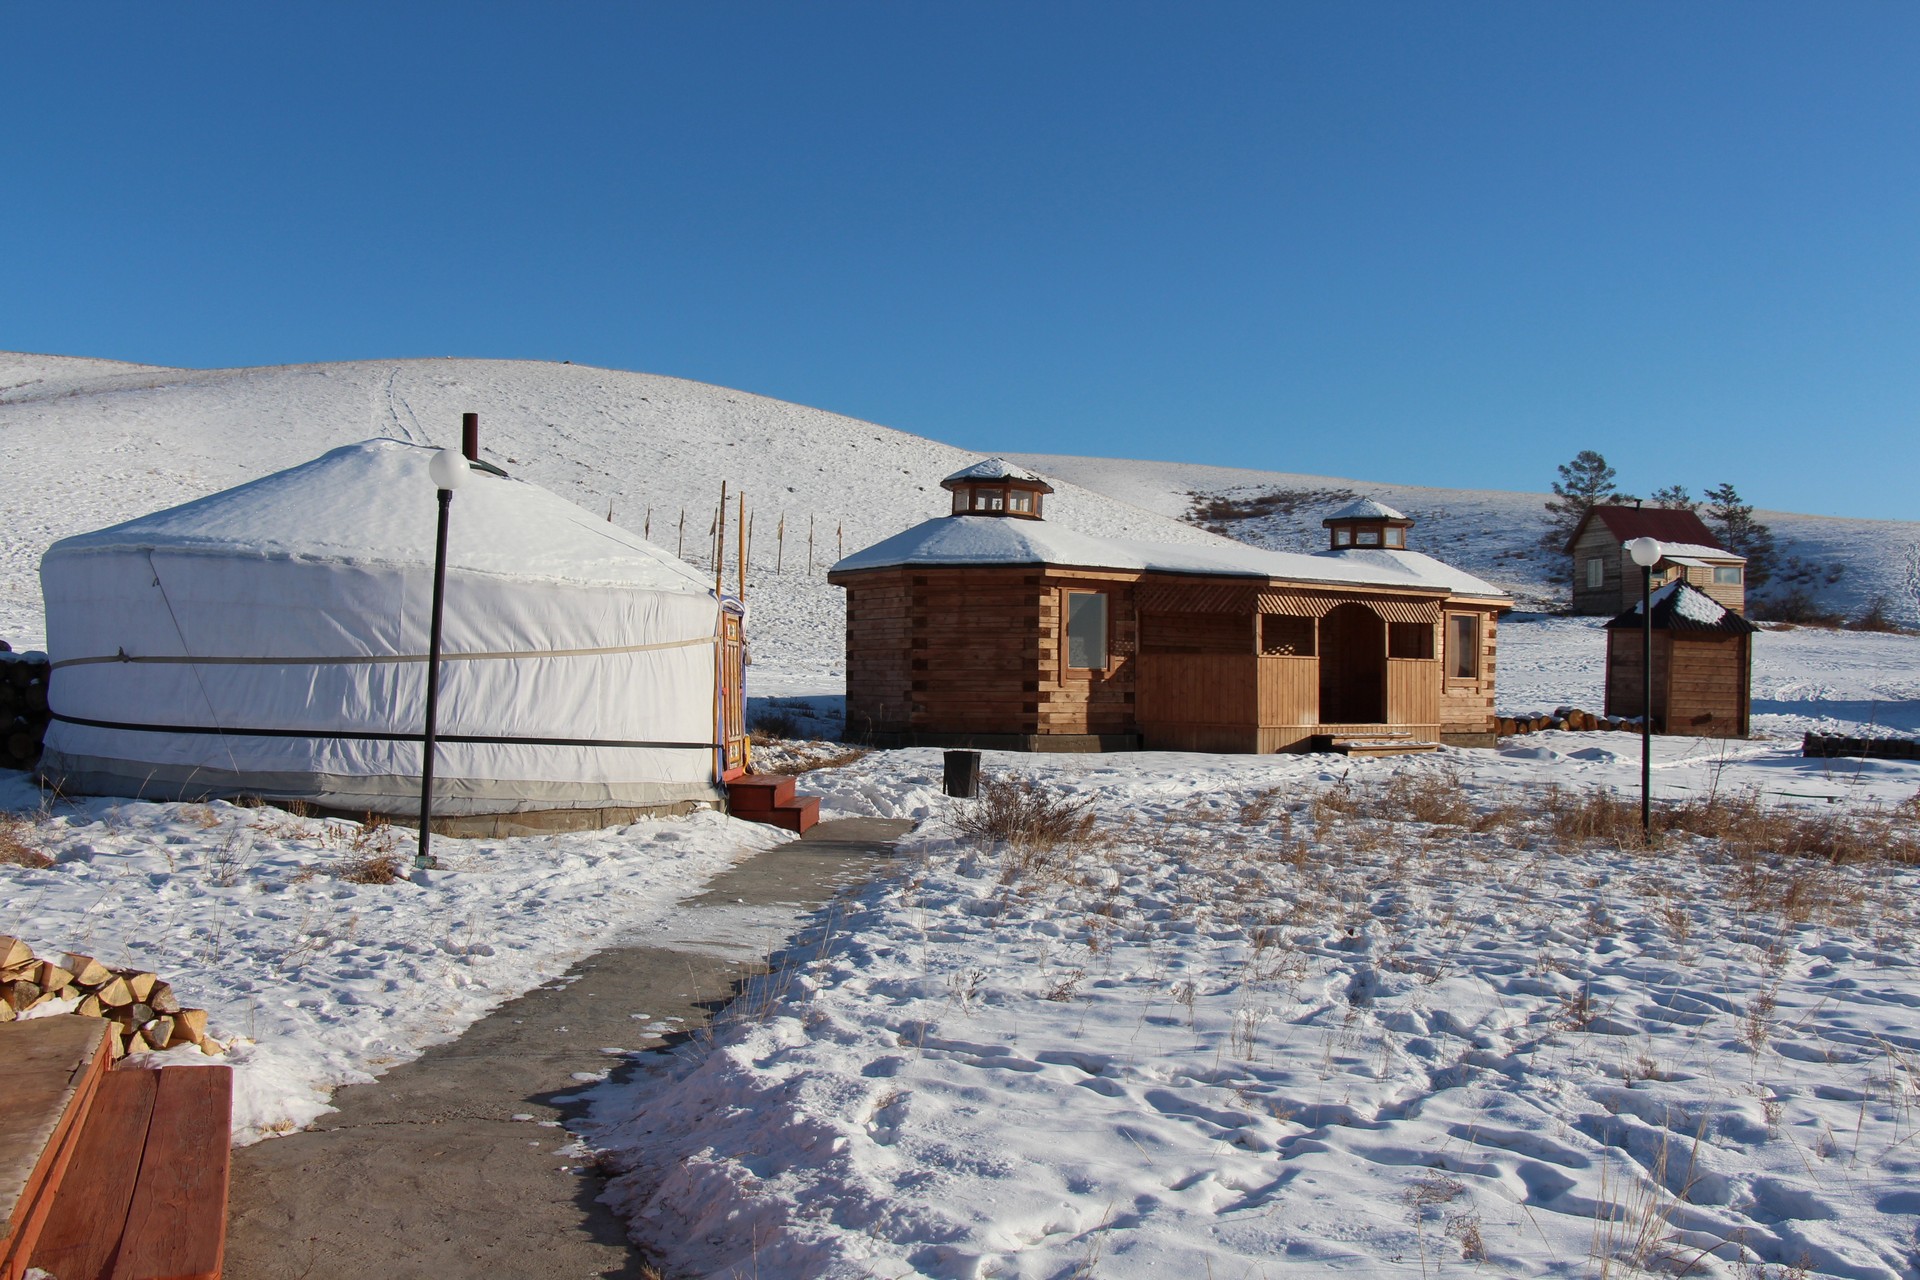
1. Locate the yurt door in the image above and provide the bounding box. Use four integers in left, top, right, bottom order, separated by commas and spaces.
720, 613, 748, 776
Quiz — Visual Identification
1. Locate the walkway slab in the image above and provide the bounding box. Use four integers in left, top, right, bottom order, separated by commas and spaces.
222, 816, 912, 1280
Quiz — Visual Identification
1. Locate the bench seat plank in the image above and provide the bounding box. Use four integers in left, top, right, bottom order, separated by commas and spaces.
26, 1069, 159, 1280
109, 1065, 231, 1280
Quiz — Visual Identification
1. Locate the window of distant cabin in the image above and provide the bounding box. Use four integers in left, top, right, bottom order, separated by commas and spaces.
1713, 565, 1742, 585
1586, 557, 1604, 589
1385, 527, 1405, 548
1334, 528, 1352, 546
1065, 591, 1109, 672
972, 490, 1005, 512
1355, 529, 1381, 546
1389, 621, 1434, 660
1447, 613, 1479, 680
1009, 491, 1033, 514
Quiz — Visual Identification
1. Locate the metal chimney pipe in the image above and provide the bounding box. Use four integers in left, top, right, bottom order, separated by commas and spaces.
461, 412, 479, 462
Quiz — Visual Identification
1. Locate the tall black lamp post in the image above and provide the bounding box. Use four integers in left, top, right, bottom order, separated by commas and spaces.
417, 445, 468, 870
1625, 535, 1663, 842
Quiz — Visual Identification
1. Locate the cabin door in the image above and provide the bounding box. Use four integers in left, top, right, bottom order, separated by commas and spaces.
1318, 603, 1386, 724
719, 613, 748, 776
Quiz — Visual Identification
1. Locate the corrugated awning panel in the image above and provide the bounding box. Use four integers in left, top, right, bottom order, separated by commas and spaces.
1255, 592, 1441, 625
1135, 583, 1257, 614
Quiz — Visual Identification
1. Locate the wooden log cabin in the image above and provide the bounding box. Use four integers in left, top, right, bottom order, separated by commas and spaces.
1604, 580, 1758, 737
829, 461, 1511, 755
1566, 505, 1747, 616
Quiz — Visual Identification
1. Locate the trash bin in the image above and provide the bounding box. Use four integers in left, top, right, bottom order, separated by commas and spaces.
943, 749, 981, 798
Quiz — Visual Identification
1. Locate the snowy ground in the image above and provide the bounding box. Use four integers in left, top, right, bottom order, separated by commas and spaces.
589, 737, 1920, 1280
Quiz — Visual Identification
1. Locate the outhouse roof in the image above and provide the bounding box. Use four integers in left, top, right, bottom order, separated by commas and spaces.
1605, 580, 1758, 634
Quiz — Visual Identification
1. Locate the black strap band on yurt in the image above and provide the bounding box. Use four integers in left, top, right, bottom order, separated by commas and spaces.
47, 713, 713, 752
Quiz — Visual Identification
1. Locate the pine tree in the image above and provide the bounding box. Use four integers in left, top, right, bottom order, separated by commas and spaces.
1543, 450, 1630, 547
1651, 484, 1697, 511
1703, 482, 1776, 590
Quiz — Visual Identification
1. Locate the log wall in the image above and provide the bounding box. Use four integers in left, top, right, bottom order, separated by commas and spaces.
1440, 608, 1498, 740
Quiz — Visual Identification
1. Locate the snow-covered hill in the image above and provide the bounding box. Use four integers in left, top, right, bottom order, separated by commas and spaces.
0, 353, 1223, 680
3, 352, 1912, 683
1015, 453, 1920, 621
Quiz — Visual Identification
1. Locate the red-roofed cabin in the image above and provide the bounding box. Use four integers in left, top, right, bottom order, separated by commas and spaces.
1566, 505, 1746, 617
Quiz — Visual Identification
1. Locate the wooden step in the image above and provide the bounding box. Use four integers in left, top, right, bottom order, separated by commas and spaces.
762, 796, 821, 834
31, 1064, 232, 1280
1330, 738, 1440, 758
726, 774, 796, 812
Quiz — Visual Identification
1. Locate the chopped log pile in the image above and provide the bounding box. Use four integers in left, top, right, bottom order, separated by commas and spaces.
1497, 707, 1640, 737
2, 642, 52, 771
0, 935, 223, 1060
1803, 732, 1920, 762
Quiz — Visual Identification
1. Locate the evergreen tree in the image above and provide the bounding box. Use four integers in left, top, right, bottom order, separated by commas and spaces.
1703, 482, 1776, 590
1651, 484, 1697, 511
1543, 450, 1630, 546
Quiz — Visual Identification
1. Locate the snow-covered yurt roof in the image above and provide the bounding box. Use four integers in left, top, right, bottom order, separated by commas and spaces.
831, 514, 1507, 599
50, 439, 715, 593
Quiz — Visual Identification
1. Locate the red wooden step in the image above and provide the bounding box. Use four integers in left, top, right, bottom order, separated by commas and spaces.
764, 796, 821, 834
727, 774, 796, 812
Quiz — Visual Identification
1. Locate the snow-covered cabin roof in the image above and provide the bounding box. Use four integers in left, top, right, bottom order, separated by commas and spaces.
1325, 498, 1408, 522
1605, 580, 1757, 634
1568, 505, 1739, 559
940, 458, 1054, 491
45, 439, 715, 594
831, 515, 1506, 599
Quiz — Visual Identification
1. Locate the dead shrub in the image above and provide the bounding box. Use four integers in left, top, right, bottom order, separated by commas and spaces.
952, 776, 1096, 858
335, 851, 406, 884
0, 817, 54, 869
763, 746, 870, 776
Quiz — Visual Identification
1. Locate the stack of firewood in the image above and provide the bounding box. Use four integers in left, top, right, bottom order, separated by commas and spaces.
0, 935, 222, 1060
1498, 708, 1638, 736
1, 643, 52, 770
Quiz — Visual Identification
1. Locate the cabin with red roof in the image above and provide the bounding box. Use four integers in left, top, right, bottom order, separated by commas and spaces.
829, 461, 1511, 756
1566, 505, 1746, 617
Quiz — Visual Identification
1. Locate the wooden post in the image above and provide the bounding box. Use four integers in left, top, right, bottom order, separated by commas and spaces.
737, 491, 746, 603
715, 482, 727, 596
645, 506, 651, 540
677, 508, 686, 559
808, 515, 815, 574
838, 521, 844, 560
777, 513, 785, 573
606, 500, 613, 523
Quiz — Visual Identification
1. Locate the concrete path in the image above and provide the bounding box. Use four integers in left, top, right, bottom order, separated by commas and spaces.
223, 816, 914, 1280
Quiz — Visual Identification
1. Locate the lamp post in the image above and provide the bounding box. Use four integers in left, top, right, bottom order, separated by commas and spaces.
417, 446, 468, 871
1625, 536, 1663, 843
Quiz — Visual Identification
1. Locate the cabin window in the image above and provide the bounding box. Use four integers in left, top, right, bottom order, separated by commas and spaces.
1065, 591, 1109, 671
1009, 491, 1032, 513
1713, 565, 1742, 585
951, 489, 969, 514
1355, 529, 1381, 546
972, 490, 1005, 512
1260, 614, 1315, 656
1334, 528, 1351, 547
1385, 527, 1405, 548
1447, 614, 1479, 679
1586, 557, 1604, 589
1389, 622, 1434, 660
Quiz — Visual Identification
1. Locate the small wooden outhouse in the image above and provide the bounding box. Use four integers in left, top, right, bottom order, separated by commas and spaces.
830, 462, 1511, 755
1604, 581, 1758, 737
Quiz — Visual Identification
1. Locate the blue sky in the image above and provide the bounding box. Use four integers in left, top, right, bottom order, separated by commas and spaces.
6, 4, 1916, 520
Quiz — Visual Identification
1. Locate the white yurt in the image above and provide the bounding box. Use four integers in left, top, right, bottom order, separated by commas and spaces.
38, 439, 738, 827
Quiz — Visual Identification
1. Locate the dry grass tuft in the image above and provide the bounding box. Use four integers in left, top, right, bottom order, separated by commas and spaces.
332, 817, 406, 883
952, 776, 1096, 853
0, 816, 54, 869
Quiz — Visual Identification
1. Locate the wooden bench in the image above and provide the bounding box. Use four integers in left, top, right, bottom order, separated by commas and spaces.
1, 1016, 231, 1280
